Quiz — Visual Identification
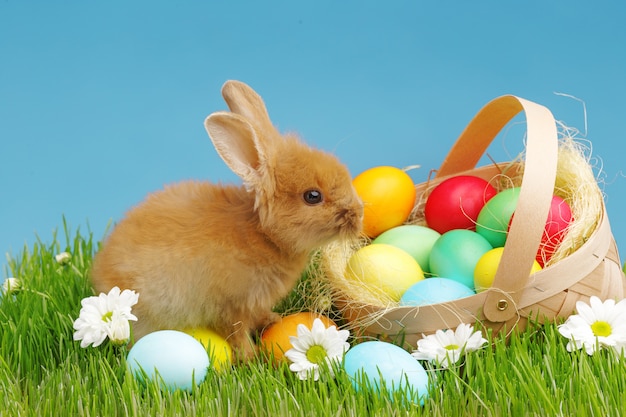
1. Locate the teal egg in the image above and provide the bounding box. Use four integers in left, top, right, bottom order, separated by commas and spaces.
126, 330, 210, 392
372, 225, 441, 273
476, 187, 521, 247
344, 341, 430, 404
428, 229, 492, 289
399, 277, 475, 306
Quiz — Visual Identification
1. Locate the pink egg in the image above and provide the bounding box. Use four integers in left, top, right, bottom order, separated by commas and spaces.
425, 175, 497, 234
538, 195, 573, 266
508, 195, 573, 267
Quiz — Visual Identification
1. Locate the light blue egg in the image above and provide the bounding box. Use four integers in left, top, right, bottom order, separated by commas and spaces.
399, 277, 475, 306
344, 341, 429, 404
126, 330, 210, 392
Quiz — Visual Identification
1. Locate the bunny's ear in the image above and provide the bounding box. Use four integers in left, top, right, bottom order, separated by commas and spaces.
204, 111, 266, 189
220, 80, 274, 133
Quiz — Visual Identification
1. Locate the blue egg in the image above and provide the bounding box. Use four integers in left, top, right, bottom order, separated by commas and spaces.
399, 277, 475, 306
126, 330, 210, 392
343, 341, 429, 404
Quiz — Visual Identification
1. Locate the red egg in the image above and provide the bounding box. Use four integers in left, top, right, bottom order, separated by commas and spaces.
425, 175, 497, 234
508, 195, 573, 267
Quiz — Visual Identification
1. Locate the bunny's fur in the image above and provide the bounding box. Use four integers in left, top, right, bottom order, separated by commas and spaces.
91, 81, 363, 360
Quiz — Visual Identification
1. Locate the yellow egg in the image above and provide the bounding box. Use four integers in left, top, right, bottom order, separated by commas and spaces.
345, 243, 424, 301
182, 327, 233, 371
352, 166, 417, 238
473, 247, 542, 292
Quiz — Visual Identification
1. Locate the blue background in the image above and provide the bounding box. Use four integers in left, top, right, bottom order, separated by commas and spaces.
2, 1, 625, 277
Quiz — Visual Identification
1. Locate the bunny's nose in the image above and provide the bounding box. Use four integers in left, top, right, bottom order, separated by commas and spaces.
340, 194, 364, 237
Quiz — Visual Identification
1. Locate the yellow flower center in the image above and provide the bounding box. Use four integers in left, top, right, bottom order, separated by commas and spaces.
591, 320, 612, 337
101, 311, 113, 322
444, 344, 460, 350
306, 345, 328, 365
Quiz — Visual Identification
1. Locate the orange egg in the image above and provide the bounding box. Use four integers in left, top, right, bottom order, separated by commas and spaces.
352, 166, 416, 238
260, 312, 337, 362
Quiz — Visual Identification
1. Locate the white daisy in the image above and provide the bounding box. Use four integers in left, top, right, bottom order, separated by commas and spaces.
106, 310, 133, 345
55, 252, 71, 265
558, 296, 626, 356
411, 323, 488, 368
73, 286, 139, 348
2, 277, 20, 294
284, 318, 350, 381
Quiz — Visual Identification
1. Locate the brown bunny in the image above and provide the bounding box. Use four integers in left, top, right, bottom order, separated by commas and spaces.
90, 80, 363, 361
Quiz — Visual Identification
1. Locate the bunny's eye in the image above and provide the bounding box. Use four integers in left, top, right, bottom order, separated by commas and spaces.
303, 189, 324, 205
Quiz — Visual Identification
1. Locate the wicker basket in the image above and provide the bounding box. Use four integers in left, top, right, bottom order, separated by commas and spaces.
321, 95, 626, 347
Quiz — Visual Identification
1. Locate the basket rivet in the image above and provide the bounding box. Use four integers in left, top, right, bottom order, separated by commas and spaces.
497, 300, 508, 311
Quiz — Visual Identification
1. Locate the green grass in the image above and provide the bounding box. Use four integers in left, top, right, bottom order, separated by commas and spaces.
2, 223, 626, 416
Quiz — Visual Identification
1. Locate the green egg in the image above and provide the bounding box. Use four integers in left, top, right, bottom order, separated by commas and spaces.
372, 225, 441, 273
429, 229, 493, 290
476, 187, 521, 247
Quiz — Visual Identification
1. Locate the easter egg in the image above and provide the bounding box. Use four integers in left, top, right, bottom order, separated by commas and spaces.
344, 341, 429, 403
505, 195, 573, 267
183, 327, 233, 371
126, 330, 210, 391
476, 187, 521, 247
424, 175, 497, 234
260, 312, 337, 362
428, 230, 492, 290
473, 247, 542, 292
535, 195, 573, 266
352, 166, 417, 238
346, 243, 425, 302
372, 225, 441, 273
399, 277, 475, 306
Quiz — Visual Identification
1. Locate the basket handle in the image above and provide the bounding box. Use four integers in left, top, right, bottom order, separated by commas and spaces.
436, 96, 559, 323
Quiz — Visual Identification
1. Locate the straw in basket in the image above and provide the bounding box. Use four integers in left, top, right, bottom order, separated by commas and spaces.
320, 95, 626, 348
